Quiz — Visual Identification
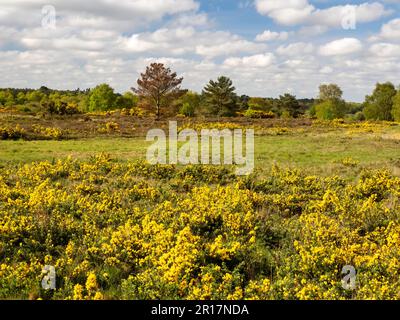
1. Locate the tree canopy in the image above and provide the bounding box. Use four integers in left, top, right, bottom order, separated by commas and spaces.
364, 82, 397, 121
202, 76, 238, 117
88, 83, 117, 112
133, 63, 184, 119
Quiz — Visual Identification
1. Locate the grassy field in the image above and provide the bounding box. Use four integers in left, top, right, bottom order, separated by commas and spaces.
1, 114, 400, 300
1, 124, 400, 178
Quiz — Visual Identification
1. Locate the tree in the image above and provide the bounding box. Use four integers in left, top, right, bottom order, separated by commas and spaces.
177, 91, 201, 116
26, 90, 44, 103
115, 92, 139, 109
248, 97, 272, 111
315, 83, 347, 120
278, 93, 301, 118
179, 103, 195, 117
315, 100, 347, 120
392, 90, 400, 122
2, 90, 15, 107
202, 76, 238, 116
319, 84, 343, 101
364, 82, 397, 121
16, 92, 26, 105
89, 84, 117, 112
238, 95, 250, 111
133, 63, 184, 119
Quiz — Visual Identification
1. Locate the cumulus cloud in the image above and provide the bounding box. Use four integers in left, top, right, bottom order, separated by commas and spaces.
255, 0, 389, 28
121, 28, 267, 58
223, 53, 276, 68
277, 42, 314, 56
255, 30, 289, 42
255, 0, 314, 26
370, 18, 400, 41
0, 0, 399, 102
369, 42, 400, 57
319, 38, 363, 56
0, 0, 199, 29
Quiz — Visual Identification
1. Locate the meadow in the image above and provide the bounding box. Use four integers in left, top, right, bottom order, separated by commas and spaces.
1, 112, 400, 300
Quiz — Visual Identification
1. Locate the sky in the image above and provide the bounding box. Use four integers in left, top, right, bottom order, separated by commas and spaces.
0, 0, 400, 101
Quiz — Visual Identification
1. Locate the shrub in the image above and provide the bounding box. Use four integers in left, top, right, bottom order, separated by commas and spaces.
179, 103, 195, 117
315, 100, 347, 120
0, 125, 26, 140
244, 109, 275, 119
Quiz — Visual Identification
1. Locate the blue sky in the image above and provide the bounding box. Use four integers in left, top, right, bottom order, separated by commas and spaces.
0, 0, 399, 101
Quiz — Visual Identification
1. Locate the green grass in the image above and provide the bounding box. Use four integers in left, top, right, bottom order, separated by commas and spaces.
1, 128, 400, 177
0, 138, 148, 163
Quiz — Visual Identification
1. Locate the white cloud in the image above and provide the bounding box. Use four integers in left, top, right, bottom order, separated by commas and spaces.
320, 66, 333, 74
319, 38, 363, 56
372, 18, 400, 41
0, 0, 399, 102
223, 53, 276, 68
121, 28, 267, 58
0, 0, 200, 30
255, 0, 314, 26
255, 0, 389, 28
255, 30, 289, 42
369, 43, 400, 57
277, 42, 314, 56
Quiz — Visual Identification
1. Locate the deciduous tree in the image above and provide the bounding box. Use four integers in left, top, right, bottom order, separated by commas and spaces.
89, 83, 116, 112
364, 82, 396, 121
315, 83, 347, 120
133, 63, 184, 119
391, 89, 400, 122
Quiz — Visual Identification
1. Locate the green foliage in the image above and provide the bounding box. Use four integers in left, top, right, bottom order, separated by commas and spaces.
315, 99, 347, 120
0, 90, 15, 107
354, 111, 366, 121
179, 103, 195, 117
238, 95, 250, 111
177, 91, 201, 116
248, 97, 273, 111
42, 101, 80, 115
364, 82, 396, 121
203, 76, 238, 116
16, 92, 26, 105
278, 93, 301, 118
391, 90, 400, 122
89, 84, 117, 112
115, 92, 139, 109
26, 91, 45, 103
319, 84, 343, 101
315, 83, 347, 120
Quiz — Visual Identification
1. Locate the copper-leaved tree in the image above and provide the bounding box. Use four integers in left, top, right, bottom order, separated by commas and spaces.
133, 63, 185, 119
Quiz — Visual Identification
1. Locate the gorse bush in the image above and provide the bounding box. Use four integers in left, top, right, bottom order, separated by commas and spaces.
0, 155, 399, 300
0, 125, 26, 140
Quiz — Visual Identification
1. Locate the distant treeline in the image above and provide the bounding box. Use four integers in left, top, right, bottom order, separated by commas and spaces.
1, 63, 399, 121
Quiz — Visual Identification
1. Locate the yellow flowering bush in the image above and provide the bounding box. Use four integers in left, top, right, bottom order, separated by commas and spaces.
0, 125, 26, 140
0, 155, 399, 300
32, 125, 64, 140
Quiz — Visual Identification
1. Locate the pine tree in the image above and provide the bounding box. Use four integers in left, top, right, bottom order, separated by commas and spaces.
202, 76, 238, 117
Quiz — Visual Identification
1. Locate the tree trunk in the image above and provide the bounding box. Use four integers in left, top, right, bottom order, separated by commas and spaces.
156, 103, 160, 120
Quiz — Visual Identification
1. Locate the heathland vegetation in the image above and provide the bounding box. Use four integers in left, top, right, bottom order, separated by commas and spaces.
1, 63, 400, 300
